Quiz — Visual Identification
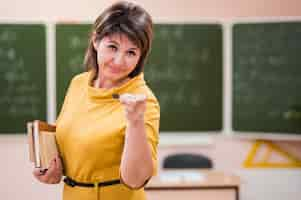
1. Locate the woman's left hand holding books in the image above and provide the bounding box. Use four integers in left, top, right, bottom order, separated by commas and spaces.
33, 155, 63, 184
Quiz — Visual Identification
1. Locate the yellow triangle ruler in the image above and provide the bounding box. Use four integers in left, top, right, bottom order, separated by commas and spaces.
244, 140, 301, 168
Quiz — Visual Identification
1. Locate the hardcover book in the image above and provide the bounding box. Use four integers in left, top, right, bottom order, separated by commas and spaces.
27, 120, 58, 168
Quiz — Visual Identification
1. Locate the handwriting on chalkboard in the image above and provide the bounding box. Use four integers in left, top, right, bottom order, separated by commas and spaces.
145, 24, 223, 131
0, 42, 40, 117
233, 22, 301, 133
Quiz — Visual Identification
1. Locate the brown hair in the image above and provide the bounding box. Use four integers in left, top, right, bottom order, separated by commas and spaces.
84, 1, 153, 80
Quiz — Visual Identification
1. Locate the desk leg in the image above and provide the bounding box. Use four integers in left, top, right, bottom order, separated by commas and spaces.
235, 186, 239, 200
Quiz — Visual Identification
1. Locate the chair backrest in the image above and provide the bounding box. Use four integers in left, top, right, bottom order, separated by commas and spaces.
163, 153, 213, 169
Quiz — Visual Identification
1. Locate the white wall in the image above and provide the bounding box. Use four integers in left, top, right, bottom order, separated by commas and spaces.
0, 0, 301, 200
1, 0, 301, 22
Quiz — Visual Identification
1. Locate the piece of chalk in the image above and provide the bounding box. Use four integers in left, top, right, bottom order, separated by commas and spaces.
133, 94, 147, 101
113, 93, 146, 102
120, 93, 146, 102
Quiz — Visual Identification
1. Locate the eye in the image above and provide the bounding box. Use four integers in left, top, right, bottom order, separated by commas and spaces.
127, 50, 136, 57
108, 44, 117, 51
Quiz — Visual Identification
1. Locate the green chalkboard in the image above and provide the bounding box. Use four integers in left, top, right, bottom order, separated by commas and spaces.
0, 24, 46, 133
233, 22, 301, 133
145, 24, 223, 131
56, 24, 91, 114
55, 23, 223, 131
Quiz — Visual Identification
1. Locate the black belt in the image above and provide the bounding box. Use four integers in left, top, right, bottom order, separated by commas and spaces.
63, 176, 121, 188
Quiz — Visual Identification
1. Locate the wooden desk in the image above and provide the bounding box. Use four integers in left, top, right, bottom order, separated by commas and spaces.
145, 170, 240, 200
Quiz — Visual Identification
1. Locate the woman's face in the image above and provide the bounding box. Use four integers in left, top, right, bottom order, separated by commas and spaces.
93, 33, 141, 87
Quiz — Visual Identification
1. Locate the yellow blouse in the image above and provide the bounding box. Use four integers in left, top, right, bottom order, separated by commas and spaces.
55, 71, 160, 200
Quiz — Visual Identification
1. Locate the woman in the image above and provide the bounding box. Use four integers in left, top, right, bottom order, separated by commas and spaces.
33, 1, 160, 199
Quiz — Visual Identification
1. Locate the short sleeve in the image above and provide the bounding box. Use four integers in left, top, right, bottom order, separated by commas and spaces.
144, 97, 160, 175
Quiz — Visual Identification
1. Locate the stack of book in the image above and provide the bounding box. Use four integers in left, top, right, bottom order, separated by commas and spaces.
27, 120, 58, 169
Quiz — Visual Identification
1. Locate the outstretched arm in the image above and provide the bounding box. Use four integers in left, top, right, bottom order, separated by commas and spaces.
119, 94, 154, 189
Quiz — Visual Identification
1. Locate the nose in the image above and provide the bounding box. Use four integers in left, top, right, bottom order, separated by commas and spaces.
113, 52, 125, 67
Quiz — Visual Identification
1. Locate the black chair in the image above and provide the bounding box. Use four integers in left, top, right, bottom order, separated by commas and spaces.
163, 153, 213, 169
